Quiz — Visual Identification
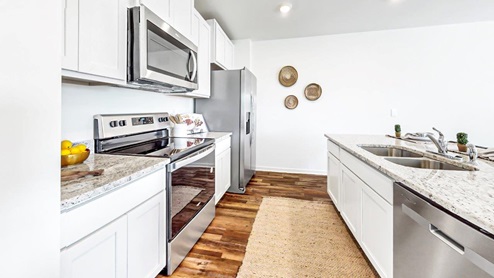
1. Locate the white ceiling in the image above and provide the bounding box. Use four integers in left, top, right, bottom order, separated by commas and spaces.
195, 0, 494, 41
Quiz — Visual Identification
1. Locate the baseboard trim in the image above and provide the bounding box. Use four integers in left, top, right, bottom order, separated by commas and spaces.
255, 166, 326, 176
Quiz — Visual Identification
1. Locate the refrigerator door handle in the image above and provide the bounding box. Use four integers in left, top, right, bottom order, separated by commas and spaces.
246, 112, 251, 135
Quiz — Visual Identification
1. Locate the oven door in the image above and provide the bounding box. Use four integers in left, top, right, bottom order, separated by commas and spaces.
167, 144, 215, 241
128, 6, 198, 91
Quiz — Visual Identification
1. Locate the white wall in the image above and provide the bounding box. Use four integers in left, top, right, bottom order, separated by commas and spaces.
233, 39, 252, 70
0, 1, 61, 277
251, 22, 494, 174
62, 83, 194, 141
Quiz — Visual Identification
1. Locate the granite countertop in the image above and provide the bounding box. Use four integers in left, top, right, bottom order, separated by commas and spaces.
61, 154, 168, 212
325, 134, 494, 235
183, 131, 232, 141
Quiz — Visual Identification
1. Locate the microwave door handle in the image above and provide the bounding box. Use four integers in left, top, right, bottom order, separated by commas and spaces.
185, 51, 192, 81
190, 51, 197, 81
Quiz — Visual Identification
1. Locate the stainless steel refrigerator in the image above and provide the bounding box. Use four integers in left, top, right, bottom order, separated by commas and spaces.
195, 68, 256, 193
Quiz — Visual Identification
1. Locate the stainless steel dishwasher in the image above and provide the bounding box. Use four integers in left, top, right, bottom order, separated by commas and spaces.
394, 182, 494, 277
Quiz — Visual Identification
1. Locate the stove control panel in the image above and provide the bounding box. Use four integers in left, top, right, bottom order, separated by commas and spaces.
94, 113, 171, 139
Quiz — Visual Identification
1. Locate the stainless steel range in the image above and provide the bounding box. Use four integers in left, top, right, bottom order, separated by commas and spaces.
94, 113, 215, 275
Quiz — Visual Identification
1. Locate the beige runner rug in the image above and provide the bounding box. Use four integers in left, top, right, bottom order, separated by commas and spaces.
237, 197, 377, 278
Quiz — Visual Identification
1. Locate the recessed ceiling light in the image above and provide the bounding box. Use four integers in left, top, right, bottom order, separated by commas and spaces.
279, 3, 292, 14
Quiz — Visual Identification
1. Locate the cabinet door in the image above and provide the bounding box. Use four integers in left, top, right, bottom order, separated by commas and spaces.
223, 147, 231, 193
61, 0, 78, 70
340, 165, 362, 242
141, 0, 171, 23
215, 148, 231, 204
225, 40, 234, 69
327, 152, 341, 211
170, 0, 192, 39
361, 184, 393, 278
128, 192, 166, 278
195, 16, 211, 97
214, 25, 226, 67
61, 216, 127, 278
191, 10, 200, 47
79, 0, 126, 80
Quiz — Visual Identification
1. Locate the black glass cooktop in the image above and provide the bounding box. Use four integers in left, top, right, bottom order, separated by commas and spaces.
106, 137, 214, 161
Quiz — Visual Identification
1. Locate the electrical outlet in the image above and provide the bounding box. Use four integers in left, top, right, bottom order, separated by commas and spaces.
390, 108, 398, 118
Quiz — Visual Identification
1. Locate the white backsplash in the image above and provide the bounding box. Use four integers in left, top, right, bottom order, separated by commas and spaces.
62, 82, 194, 143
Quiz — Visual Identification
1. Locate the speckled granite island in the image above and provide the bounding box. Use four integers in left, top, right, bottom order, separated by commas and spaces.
61, 153, 168, 211
325, 134, 494, 235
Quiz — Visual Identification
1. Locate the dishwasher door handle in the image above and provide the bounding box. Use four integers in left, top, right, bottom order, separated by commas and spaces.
402, 203, 465, 254
429, 224, 465, 254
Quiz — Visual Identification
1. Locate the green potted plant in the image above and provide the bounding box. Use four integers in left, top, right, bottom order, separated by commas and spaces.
395, 124, 401, 138
456, 132, 468, 152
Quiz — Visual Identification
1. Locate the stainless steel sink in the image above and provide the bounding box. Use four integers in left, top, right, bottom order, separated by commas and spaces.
384, 157, 472, 171
360, 146, 423, 158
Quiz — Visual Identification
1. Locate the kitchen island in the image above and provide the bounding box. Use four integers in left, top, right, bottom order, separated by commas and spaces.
325, 134, 494, 233
325, 134, 494, 278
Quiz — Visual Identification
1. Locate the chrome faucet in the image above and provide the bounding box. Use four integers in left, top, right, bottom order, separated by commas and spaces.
467, 143, 478, 163
427, 127, 448, 154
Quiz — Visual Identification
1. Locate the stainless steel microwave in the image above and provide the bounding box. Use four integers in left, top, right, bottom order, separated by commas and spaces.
128, 6, 198, 93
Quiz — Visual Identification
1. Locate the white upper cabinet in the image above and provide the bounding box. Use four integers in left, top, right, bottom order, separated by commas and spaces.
170, 0, 193, 42
173, 9, 210, 98
61, 0, 78, 71
225, 39, 234, 69
78, 0, 127, 80
191, 10, 200, 47
140, 0, 171, 23
62, 0, 127, 82
207, 19, 235, 70
195, 11, 211, 98
140, 0, 195, 46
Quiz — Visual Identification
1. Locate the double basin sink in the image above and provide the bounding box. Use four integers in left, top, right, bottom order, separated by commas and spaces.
360, 146, 474, 171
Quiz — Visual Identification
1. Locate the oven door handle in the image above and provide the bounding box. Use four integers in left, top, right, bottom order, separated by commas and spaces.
168, 145, 215, 172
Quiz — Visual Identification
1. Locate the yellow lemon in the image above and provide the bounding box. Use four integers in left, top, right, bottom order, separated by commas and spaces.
61, 149, 71, 156
61, 140, 73, 150
70, 147, 82, 154
75, 144, 87, 152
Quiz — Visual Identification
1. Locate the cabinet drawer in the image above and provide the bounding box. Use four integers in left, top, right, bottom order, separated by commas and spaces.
327, 140, 340, 159
340, 149, 393, 204
215, 136, 231, 154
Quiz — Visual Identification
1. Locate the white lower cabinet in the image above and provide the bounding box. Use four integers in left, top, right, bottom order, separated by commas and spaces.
215, 136, 232, 204
61, 216, 128, 278
327, 140, 393, 278
327, 152, 341, 210
340, 165, 363, 242
61, 169, 166, 278
128, 193, 166, 278
361, 184, 393, 278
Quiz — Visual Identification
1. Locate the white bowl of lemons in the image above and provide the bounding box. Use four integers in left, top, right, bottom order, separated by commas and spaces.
61, 140, 90, 167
